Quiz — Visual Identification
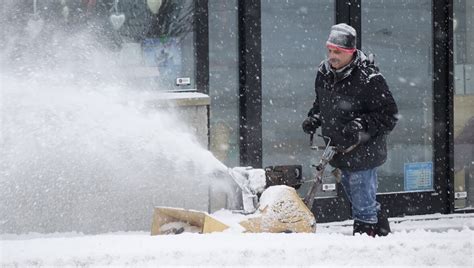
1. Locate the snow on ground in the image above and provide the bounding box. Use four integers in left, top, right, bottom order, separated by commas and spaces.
1, 213, 473, 267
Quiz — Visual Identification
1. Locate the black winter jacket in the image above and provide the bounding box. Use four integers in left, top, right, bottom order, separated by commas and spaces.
308, 51, 398, 171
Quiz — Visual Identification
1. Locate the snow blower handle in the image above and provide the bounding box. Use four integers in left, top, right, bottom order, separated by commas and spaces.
303, 136, 359, 210
310, 134, 329, 151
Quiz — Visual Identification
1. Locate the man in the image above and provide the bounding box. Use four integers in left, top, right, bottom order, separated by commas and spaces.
302, 23, 398, 237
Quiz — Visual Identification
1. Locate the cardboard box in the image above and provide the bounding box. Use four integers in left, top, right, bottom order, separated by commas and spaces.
151, 207, 229, 235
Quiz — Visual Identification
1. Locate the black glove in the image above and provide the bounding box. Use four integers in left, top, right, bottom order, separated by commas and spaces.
302, 115, 322, 134
342, 118, 366, 142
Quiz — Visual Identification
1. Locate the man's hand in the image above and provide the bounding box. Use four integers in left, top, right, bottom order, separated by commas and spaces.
302, 115, 322, 134
342, 118, 367, 142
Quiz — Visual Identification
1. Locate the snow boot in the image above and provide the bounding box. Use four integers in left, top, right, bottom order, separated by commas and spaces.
374, 210, 391, 236
353, 220, 376, 237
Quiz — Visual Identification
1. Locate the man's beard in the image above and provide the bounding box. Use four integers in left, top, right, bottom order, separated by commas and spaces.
328, 58, 341, 69
329, 58, 340, 66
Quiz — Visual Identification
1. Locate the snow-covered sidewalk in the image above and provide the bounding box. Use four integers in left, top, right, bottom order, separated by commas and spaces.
1, 213, 473, 267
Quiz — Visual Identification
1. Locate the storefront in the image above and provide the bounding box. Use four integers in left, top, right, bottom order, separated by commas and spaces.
6, 0, 472, 222
207, 0, 472, 221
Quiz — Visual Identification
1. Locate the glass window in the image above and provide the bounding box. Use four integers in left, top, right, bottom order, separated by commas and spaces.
113, 0, 195, 91
5, 0, 196, 91
208, 0, 240, 167
453, 0, 474, 210
362, 0, 433, 193
261, 0, 335, 196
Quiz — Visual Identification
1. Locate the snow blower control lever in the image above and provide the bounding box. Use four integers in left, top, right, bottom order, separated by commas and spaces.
303, 135, 359, 210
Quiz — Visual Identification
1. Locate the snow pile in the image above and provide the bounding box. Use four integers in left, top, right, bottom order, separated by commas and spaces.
1, 214, 472, 267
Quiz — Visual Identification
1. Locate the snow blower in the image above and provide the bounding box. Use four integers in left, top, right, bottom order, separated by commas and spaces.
151, 135, 358, 235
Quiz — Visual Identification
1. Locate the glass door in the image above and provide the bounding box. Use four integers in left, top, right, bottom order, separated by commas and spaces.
453, 0, 474, 210
362, 0, 434, 194
261, 0, 335, 197
208, 0, 240, 167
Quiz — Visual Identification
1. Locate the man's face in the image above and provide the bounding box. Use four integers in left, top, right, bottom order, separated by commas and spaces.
327, 47, 354, 70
